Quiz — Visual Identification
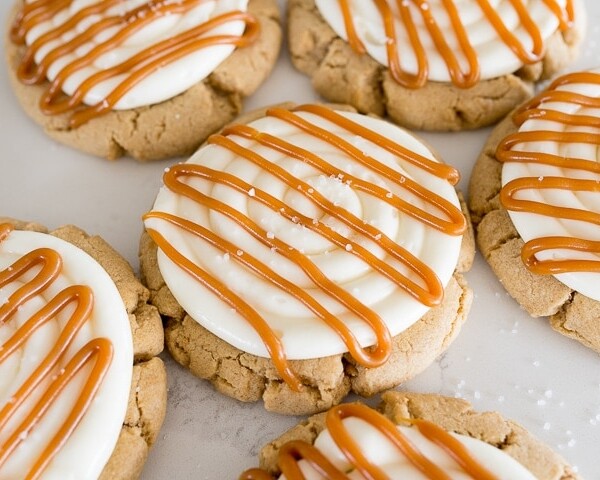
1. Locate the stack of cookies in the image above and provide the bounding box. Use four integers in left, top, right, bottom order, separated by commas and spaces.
1, 0, 597, 478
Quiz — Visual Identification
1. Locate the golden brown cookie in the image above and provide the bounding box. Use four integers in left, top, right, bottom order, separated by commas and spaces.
140, 103, 475, 415
469, 70, 600, 353
245, 392, 578, 479
6, 0, 281, 161
287, 0, 585, 131
0, 217, 166, 479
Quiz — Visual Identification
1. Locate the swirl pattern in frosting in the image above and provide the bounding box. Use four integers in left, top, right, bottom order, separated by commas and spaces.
145, 104, 465, 389
316, 0, 576, 88
0, 224, 132, 479
239, 403, 536, 479
499, 69, 600, 301
11, 0, 258, 126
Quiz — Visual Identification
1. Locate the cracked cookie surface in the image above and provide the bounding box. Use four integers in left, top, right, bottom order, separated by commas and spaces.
255, 392, 578, 479
468, 114, 600, 354
5, 0, 281, 161
2, 217, 167, 479
287, 0, 584, 132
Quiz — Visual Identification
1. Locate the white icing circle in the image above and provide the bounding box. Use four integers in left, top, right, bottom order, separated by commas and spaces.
280, 417, 536, 479
315, 0, 576, 83
26, 0, 249, 110
502, 69, 600, 302
0, 230, 132, 479
147, 110, 463, 360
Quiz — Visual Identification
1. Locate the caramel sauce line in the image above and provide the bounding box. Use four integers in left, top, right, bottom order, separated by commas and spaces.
214, 128, 444, 307
498, 72, 600, 275
497, 131, 600, 172
277, 441, 348, 480
19, 339, 113, 480
337, 0, 573, 89
326, 404, 449, 480
292, 105, 460, 184
239, 403, 498, 480
521, 236, 600, 274
148, 104, 464, 389
12, 0, 260, 126
411, 419, 498, 480
264, 107, 466, 235
374, 0, 427, 88
501, 176, 600, 225
11, 0, 73, 43
0, 224, 114, 478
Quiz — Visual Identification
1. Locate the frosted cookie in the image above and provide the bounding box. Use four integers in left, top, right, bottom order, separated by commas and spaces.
240, 391, 578, 479
288, 0, 585, 131
469, 69, 600, 353
140, 103, 475, 415
6, 0, 281, 161
0, 218, 166, 479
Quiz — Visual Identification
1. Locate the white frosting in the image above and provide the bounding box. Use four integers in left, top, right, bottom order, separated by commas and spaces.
315, 0, 574, 83
25, 0, 249, 109
0, 230, 132, 479
502, 69, 600, 301
279, 417, 536, 479
146, 110, 463, 360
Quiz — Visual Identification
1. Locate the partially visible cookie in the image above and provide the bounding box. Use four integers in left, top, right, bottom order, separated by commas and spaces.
469, 70, 600, 353
288, 0, 585, 131
0, 218, 166, 479
6, 0, 281, 161
140, 103, 475, 415
242, 392, 577, 479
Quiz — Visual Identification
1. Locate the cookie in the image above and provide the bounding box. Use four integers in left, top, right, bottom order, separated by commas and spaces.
6, 0, 281, 161
140, 103, 475, 415
0, 218, 166, 479
287, 0, 585, 131
469, 69, 600, 353
241, 391, 578, 479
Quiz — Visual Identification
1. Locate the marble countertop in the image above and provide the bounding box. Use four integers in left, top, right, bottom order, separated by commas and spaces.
1, 1, 599, 478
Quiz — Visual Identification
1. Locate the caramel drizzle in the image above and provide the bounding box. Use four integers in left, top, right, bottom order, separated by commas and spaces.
0, 223, 114, 479
338, 0, 573, 88
12, 0, 259, 127
498, 72, 600, 275
146, 104, 464, 389
239, 403, 498, 480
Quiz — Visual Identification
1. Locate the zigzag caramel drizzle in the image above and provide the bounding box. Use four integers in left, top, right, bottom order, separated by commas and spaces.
145, 104, 465, 391
338, 0, 574, 88
497, 72, 600, 275
11, 0, 259, 127
239, 403, 498, 480
0, 223, 113, 480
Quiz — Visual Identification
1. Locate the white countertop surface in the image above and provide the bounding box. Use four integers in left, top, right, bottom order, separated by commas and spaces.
1, 1, 599, 478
